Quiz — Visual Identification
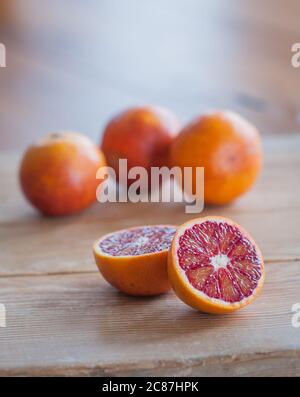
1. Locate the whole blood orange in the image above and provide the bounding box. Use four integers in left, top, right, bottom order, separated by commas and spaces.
93, 225, 176, 296
168, 216, 264, 313
170, 111, 263, 205
20, 131, 106, 216
101, 106, 179, 186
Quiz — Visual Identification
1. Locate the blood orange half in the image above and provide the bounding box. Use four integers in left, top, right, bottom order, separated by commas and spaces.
93, 225, 176, 296
168, 217, 264, 313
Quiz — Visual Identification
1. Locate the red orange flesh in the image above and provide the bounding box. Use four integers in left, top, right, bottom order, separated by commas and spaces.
93, 225, 176, 296
168, 216, 264, 313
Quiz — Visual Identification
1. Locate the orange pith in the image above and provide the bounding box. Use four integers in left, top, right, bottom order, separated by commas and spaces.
168, 216, 265, 314
93, 225, 176, 296
170, 111, 263, 205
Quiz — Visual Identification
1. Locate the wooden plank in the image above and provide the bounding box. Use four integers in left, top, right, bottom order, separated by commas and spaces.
0, 136, 300, 276
1, 136, 299, 223
1, 206, 300, 277
0, 261, 299, 376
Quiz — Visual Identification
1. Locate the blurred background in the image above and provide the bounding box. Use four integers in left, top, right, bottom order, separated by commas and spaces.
0, 0, 299, 150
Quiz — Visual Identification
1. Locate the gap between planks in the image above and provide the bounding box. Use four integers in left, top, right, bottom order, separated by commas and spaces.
0, 257, 299, 279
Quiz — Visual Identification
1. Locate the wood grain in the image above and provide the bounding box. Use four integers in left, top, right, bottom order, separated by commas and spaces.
1, 136, 299, 277
0, 134, 299, 376
0, 261, 299, 376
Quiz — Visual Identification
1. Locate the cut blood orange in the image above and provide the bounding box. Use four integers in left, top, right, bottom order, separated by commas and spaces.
93, 225, 176, 296
168, 217, 264, 313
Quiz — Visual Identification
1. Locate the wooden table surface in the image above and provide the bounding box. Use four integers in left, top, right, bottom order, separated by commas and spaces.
0, 135, 299, 376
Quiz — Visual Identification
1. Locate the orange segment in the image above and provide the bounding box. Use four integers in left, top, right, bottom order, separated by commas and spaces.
168, 216, 265, 313
93, 225, 176, 296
